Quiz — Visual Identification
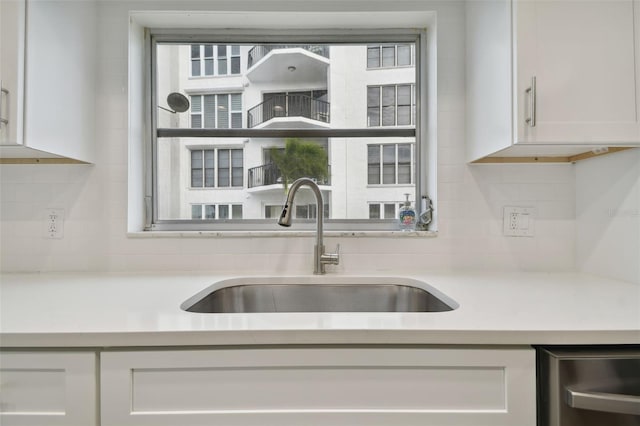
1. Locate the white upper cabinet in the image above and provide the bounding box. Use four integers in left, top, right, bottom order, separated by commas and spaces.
0, 0, 96, 163
0, 0, 26, 147
467, 0, 640, 162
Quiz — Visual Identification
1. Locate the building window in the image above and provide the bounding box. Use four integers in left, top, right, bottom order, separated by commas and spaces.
367, 44, 413, 68
367, 84, 415, 127
190, 148, 243, 188
265, 204, 329, 219
192, 204, 243, 219
369, 202, 402, 219
190, 94, 242, 129
368, 143, 413, 185
190, 44, 241, 77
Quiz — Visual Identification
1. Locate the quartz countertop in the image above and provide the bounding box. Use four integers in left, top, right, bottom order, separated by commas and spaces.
1, 271, 638, 347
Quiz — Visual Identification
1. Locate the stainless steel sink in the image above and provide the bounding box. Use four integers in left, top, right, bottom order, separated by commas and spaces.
181, 277, 458, 313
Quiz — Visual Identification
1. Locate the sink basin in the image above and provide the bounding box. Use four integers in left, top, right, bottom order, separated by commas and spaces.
181, 277, 458, 313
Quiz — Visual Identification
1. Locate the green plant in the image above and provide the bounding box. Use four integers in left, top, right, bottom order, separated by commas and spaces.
270, 138, 328, 189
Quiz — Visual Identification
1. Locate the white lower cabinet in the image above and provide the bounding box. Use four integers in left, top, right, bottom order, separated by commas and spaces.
0, 351, 98, 426
101, 347, 536, 426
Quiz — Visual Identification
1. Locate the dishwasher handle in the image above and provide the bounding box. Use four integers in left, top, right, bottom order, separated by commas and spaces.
566, 386, 640, 416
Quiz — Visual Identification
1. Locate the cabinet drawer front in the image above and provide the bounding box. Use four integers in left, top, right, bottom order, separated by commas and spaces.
0, 351, 97, 426
102, 347, 535, 426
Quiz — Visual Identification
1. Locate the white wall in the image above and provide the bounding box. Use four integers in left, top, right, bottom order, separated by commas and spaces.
576, 149, 640, 284
0, 0, 577, 274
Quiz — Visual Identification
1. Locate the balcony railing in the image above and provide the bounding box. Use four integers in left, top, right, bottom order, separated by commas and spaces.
248, 163, 331, 189
247, 94, 330, 128
247, 45, 330, 68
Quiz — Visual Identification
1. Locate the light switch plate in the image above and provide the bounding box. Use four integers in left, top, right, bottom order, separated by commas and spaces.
503, 206, 535, 237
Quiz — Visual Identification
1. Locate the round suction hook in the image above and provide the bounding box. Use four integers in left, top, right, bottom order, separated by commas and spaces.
166, 92, 190, 113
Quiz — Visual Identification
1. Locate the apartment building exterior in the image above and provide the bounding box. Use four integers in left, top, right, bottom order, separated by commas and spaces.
155, 42, 416, 224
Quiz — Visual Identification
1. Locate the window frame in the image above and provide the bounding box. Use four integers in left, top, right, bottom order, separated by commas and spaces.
149, 29, 428, 232
190, 44, 242, 77
366, 44, 415, 69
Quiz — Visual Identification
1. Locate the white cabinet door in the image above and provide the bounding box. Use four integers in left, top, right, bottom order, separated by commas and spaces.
466, 0, 640, 162
0, 0, 26, 146
22, 0, 97, 162
102, 347, 536, 426
516, 0, 640, 145
0, 351, 97, 426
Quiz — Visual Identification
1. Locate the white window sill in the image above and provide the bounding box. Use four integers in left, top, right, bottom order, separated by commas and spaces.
127, 230, 437, 238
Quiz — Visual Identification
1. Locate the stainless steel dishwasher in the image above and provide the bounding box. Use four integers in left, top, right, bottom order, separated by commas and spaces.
538, 346, 640, 426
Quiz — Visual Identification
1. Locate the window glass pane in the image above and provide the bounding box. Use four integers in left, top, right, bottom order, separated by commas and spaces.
367, 46, 380, 68
367, 86, 380, 127
218, 59, 227, 75
191, 60, 200, 76
382, 145, 396, 184
381, 86, 396, 126
398, 144, 412, 184
367, 145, 380, 184
204, 59, 213, 75
191, 115, 202, 128
296, 205, 309, 219
232, 204, 243, 219
205, 204, 216, 219
231, 149, 243, 187
191, 150, 203, 187
191, 45, 200, 58
217, 94, 229, 128
397, 45, 411, 66
231, 113, 242, 129
218, 149, 230, 186
191, 96, 201, 112
382, 46, 395, 67
203, 95, 216, 128
204, 150, 215, 187
204, 45, 213, 57
231, 45, 240, 55
219, 205, 229, 219
191, 205, 202, 219
231, 56, 241, 74
369, 204, 380, 219
384, 203, 396, 219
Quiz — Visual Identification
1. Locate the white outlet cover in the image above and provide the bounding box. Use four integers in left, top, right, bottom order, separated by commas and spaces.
503, 206, 535, 237
44, 208, 65, 239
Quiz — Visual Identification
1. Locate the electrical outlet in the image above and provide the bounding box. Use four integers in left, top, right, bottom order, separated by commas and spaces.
44, 208, 64, 239
503, 206, 535, 237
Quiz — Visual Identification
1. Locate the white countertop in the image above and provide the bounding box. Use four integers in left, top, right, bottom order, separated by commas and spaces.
1, 271, 639, 347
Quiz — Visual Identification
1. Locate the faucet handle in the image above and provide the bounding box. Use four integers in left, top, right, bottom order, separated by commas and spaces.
321, 244, 340, 266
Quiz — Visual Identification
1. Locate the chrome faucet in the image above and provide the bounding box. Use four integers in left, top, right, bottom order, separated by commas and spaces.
278, 177, 339, 274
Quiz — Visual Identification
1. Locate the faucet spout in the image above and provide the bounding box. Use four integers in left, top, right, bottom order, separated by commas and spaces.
277, 177, 339, 274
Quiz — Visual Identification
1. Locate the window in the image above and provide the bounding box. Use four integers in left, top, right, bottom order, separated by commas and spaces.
192, 204, 243, 219
190, 44, 241, 77
367, 44, 413, 68
190, 94, 242, 129
190, 148, 243, 188
152, 34, 426, 230
265, 204, 329, 219
368, 143, 413, 185
369, 202, 402, 219
368, 84, 415, 127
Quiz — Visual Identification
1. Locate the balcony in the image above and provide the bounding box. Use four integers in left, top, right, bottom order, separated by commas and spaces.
248, 163, 331, 189
246, 46, 330, 85
247, 94, 330, 129
248, 45, 330, 68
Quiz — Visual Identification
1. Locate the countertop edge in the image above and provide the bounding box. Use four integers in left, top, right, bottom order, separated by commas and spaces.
2, 329, 640, 349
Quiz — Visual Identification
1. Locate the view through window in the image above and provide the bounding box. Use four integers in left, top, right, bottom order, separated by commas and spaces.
153, 39, 419, 229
